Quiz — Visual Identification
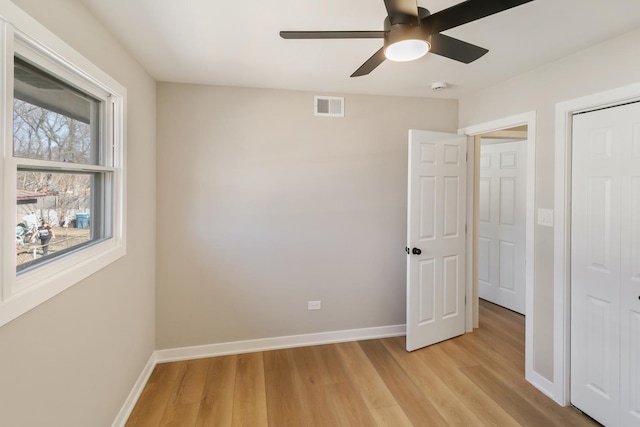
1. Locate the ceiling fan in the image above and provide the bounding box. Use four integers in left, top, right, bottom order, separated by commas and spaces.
280, 0, 534, 77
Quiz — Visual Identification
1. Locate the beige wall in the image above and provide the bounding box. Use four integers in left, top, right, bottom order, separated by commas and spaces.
8, 1, 635, 421
459, 28, 640, 381
0, 1, 156, 426
156, 83, 458, 349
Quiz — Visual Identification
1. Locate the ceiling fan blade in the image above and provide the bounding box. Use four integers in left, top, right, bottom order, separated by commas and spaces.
383, 0, 419, 24
351, 47, 386, 77
280, 31, 385, 39
422, 0, 534, 34
429, 33, 488, 63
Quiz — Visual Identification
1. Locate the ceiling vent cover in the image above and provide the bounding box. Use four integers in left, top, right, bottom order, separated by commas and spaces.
315, 96, 344, 117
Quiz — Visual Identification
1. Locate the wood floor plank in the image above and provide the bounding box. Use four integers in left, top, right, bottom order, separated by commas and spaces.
474, 333, 525, 375
478, 321, 524, 349
461, 364, 561, 427
479, 299, 523, 322
459, 328, 525, 374
476, 320, 525, 355
480, 308, 524, 332
434, 337, 479, 368
326, 382, 378, 427
195, 355, 237, 427
312, 343, 349, 385
370, 405, 414, 427
359, 339, 449, 427
168, 358, 210, 406
480, 299, 525, 326
412, 339, 521, 427
289, 346, 341, 427
381, 337, 486, 426
125, 362, 183, 427
481, 299, 525, 322
512, 385, 601, 427
231, 353, 267, 427
334, 340, 401, 411
159, 358, 210, 427
444, 335, 529, 390
159, 402, 200, 427
263, 349, 306, 426
472, 326, 525, 371
477, 307, 526, 356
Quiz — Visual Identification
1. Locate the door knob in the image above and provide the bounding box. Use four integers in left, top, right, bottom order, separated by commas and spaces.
412, 247, 421, 255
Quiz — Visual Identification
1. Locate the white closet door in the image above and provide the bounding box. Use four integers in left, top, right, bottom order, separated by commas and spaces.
571, 101, 640, 426
620, 103, 640, 426
478, 140, 527, 314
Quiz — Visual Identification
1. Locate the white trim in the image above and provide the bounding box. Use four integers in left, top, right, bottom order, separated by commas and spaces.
111, 353, 158, 427
155, 324, 406, 363
465, 136, 476, 332
0, 20, 12, 303
458, 112, 534, 137
0, 0, 125, 96
458, 111, 538, 394
0, 1, 127, 328
112, 324, 406, 425
554, 81, 640, 407
528, 369, 557, 400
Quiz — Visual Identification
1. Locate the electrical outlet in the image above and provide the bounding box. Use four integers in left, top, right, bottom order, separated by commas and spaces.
307, 300, 321, 310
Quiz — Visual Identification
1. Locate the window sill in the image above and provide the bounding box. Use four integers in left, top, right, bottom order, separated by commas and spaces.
0, 237, 126, 327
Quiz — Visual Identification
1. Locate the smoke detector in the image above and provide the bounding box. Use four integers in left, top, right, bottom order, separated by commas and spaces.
431, 81, 448, 91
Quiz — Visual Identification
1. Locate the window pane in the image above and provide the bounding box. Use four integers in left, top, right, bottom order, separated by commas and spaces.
16, 171, 104, 272
13, 57, 100, 165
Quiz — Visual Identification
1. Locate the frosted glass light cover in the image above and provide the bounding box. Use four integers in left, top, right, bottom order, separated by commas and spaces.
385, 39, 430, 62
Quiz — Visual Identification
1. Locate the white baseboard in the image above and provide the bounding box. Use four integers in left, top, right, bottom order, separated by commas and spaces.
111, 352, 158, 427
155, 324, 406, 363
112, 324, 405, 426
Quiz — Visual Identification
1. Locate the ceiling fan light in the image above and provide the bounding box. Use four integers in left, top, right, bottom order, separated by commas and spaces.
384, 39, 430, 62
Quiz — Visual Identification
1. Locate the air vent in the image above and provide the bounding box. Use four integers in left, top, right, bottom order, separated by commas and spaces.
314, 96, 344, 117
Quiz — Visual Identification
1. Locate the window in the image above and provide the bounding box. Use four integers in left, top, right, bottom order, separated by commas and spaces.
14, 57, 112, 272
0, 7, 126, 327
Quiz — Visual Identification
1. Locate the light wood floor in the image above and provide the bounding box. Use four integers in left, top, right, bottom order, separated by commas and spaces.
126, 300, 600, 426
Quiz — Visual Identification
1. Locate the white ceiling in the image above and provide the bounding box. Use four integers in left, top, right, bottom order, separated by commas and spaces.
78, 0, 640, 99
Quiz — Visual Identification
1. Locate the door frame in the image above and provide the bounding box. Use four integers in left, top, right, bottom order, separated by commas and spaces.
554, 81, 640, 406
459, 111, 538, 390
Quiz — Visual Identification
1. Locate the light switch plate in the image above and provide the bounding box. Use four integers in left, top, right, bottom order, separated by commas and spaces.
538, 208, 554, 227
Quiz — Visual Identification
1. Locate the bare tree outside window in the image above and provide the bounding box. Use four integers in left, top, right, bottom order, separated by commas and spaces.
13, 99, 94, 163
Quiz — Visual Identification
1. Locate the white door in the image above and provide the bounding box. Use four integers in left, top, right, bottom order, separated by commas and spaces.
620, 104, 640, 427
478, 140, 527, 314
406, 130, 467, 352
571, 101, 640, 426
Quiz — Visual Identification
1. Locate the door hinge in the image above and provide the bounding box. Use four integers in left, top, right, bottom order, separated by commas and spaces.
465, 224, 467, 234
466, 152, 468, 162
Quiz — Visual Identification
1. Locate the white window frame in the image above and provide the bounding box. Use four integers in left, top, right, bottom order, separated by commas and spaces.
0, 2, 126, 327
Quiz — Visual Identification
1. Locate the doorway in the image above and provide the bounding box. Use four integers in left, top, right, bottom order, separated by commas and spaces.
459, 111, 539, 392
405, 115, 538, 388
